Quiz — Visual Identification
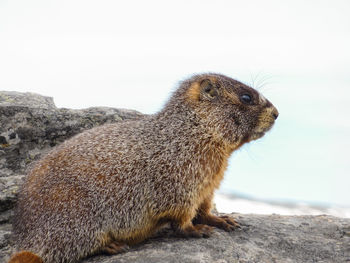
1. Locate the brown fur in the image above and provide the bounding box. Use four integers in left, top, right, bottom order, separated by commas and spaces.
8, 251, 43, 263
10, 73, 278, 263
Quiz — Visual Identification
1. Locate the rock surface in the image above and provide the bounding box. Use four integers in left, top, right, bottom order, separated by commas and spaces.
1, 91, 350, 262
2, 213, 350, 263
84, 214, 350, 263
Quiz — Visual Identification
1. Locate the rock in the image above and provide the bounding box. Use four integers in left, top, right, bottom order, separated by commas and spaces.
1, 91, 349, 262
2, 214, 350, 263
0, 91, 56, 109
0, 175, 25, 213
0, 223, 11, 260
79, 214, 350, 263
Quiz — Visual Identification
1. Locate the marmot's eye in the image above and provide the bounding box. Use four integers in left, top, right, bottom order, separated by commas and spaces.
240, 94, 252, 104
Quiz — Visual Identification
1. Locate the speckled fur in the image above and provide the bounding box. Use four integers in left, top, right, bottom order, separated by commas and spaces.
10, 73, 278, 263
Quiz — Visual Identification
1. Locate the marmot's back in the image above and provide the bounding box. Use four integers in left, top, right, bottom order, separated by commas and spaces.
13, 121, 151, 261
10, 73, 278, 263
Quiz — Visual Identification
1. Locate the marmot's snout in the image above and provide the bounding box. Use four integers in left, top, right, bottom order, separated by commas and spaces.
272, 107, 279, 120
249, 103, 278, 142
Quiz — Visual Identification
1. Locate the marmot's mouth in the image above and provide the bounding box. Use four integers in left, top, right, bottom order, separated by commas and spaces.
249, 131, 265, 141
250, 120, 276, 141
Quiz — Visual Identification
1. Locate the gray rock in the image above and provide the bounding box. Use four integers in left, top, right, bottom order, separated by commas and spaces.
80, 214, 350, 263
1, 91, 349, 262
0, 91, 56, 109
0, 175, 24, 213
2, 214, 350, 263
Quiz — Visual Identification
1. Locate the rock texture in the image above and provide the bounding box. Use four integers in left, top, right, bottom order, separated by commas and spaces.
1, 91, 350, 263
83, 214, 350, 263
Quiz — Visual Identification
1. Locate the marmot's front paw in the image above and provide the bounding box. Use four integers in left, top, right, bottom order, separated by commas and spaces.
172, 223, 213, 238
190, 224, 213, 238
217, 215, 241, 231
193, 214, 241, 232
101, 241, 129, 255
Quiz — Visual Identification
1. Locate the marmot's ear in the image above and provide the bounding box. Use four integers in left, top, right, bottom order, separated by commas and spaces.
200, 79, 219, 99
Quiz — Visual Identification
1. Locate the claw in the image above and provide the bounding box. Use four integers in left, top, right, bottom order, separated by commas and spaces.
193, 214, 240, 232
173, 223, 213, 238
102, 241, 129, 255
221, 215, 241, 229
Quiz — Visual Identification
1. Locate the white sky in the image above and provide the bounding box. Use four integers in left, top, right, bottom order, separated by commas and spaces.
1, 0, 349, 206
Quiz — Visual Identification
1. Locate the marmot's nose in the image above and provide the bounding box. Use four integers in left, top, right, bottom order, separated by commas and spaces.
272, 108, 279, 120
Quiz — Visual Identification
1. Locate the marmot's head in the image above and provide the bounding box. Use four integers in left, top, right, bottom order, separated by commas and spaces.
180, 73, 278, 148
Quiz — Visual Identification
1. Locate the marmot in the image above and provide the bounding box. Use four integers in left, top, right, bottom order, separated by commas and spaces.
9, 73, 278, 263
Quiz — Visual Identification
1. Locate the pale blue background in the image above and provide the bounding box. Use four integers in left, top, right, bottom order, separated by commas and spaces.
1, 0, 349, 206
